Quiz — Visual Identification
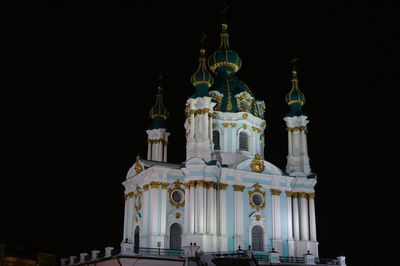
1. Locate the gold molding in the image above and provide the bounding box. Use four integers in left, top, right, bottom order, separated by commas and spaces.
231, 123, 237, 128
242, 113, 248, 119
161, 182, 169, 189
271, 189, 282, 196
143, 184, 149, 191
219, 183, 229, 190
292, 192, 299, 198
134, 155, 142, 174
175, 213, 181, 219
233, 184, 245, 191
255, 215, 261, 221
242, 124, 247, 129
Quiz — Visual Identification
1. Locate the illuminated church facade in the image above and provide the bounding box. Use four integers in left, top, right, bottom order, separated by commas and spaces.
122, 21, 318, 258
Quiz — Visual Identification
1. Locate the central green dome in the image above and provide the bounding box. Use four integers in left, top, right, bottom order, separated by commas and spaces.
208, 24, 242, 74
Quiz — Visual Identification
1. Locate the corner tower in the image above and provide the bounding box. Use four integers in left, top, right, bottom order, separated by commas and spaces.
147, 77, 170, 162
284, 59, 311, 176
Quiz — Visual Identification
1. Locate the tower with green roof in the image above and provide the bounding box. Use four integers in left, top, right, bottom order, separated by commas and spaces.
284, 58, 311, 176
146, 77, 170, 162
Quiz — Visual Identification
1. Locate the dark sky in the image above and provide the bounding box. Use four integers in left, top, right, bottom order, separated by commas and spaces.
2, 1, 397, 266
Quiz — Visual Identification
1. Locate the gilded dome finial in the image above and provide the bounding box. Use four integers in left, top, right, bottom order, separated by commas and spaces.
285, 57, 306, 117
190, 33, 214, 97
221, 1, 230, 30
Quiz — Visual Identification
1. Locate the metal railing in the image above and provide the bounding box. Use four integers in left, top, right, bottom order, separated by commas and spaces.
279, 256, 305, 263
136, 247, 183, 257
315, 257, 339, 265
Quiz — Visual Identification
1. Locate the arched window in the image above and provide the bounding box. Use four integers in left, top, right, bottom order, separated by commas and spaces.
169, 223, 182, 249
239, 131, 249, 151
252, 225, 264, 251
213, 130, 220, 150
134, 226, 140, 253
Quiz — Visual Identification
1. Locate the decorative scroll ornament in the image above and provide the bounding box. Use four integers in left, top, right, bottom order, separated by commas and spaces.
168, 180, 185, 208
134, 155, 142, 174
134, 185, 142, 212
248, 183, 266, 211
251, 154, 265, 173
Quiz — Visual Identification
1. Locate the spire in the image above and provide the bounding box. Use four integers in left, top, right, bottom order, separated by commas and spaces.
285, 56, 306, 117
149, 75, 169, 129
190, 33, 214, 97
208, 2, 242, 74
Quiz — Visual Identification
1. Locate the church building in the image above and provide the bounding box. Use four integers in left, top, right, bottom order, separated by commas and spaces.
122, 20, 318, 258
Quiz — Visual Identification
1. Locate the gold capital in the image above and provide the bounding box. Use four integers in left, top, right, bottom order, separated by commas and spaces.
231, 123, 237, 128
233, 185, 245, 192
161, 182, 169, 189
292, 192, 299, 198
149, 181, 160, 188
222, 122, 229, 128
271, 189, 282, 196
286, 191, 293, 197
197, 180, 206, 187
219, 183, 229, 190
143, 184, 149, 191
189, 180, 197, 187
308, 193, 315, 199
299, 192, 308, 198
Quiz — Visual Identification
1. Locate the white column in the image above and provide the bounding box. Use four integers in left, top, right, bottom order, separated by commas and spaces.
299, 192, 309, 241
150, 182, 159, 237
184, 183, 190, 234
286, 192, 294, 241
292, 193, 300, 241
123, 194, 128, 241
195, 113, 201, 141
160, 183, 167, 236
197, 181, 205, 234
233, 185, 244, 249
142, 185, 149, 245
288, 130, 293, 155
163, 143, 167, 162
293, 130, 300, 155
308, 193, 317, 241
302, 131, 308, 156
147, 141, 152, 160
202, 113, 208, 140
127, 192, 134, 241
209, 115, 213, 148
189, 182, 195, 234
213, 184, 217, 234
219, 184, 228, 236
271, 189, 281, 240
151, 140, 156, 160
231, 124, 237, 152
207, 182, 216, 234
223, 123, 228, 152
189, 112, 195, 141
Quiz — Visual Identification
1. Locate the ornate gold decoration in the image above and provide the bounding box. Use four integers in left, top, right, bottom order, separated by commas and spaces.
219, 183, 229, 190
175, 213, 181, 219
292, 192, 299, 198
233, 185, 245, 191
231, 123, 237, 128
124, 194, 129, 200
286, 126, 307, 132
286, 191, 293, 197
210, 61, 240, 74
308, 193, 315, 199
161, 182, 169, 189
189, 180, 197, 187
143, 184, 149, 191
250, 154, 265, 173
222, 122, 229, 128
248, 183, 266, 211
128, 192, 134, 198
212, 124, 216, 129
226, 81, 233, 111
242, 124, 247, 129
134, 216, 139, 222
271, 189, 282, 196
168, 182, 185, 209
134, 155, 142, 174
134, 185, 142, 212
197, 180, 206, 187
299, 192, 308, 198
242, 113, 248, 119
206, 181, 217, 189
255, 215, 261, 221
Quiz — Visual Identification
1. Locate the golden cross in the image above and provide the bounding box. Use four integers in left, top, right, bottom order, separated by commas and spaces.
291, 55, 299, 71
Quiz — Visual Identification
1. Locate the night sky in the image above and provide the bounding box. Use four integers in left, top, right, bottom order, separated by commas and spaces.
2, 1, 397, 266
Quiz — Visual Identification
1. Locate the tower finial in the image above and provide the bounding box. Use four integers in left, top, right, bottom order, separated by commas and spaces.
221, 1, 230, 31
157, 73, 163, 87
291, 55, 299, 74
200, 32, 207, 55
